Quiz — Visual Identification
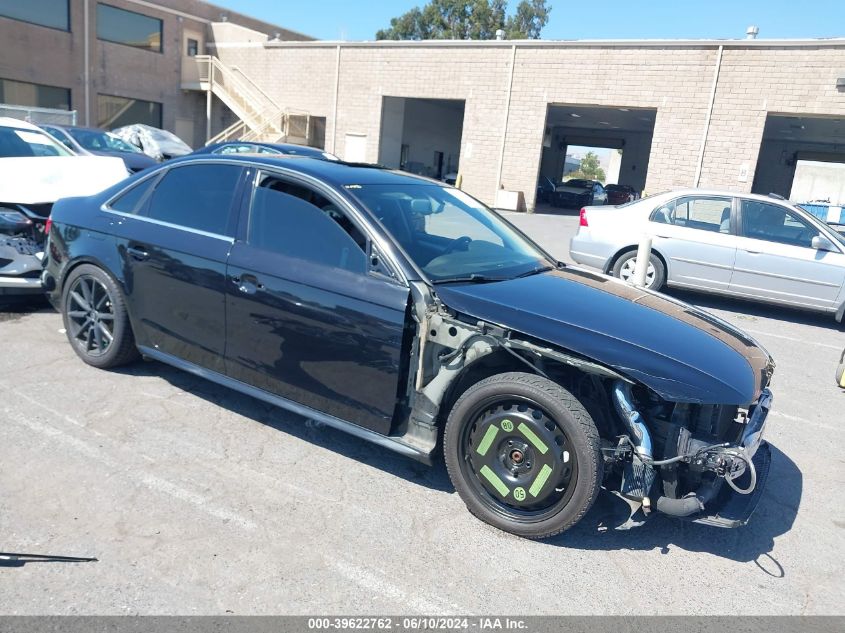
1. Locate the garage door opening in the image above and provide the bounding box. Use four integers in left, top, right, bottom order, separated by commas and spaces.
378, 97, 465, 181
752, 113, 845, 208
536, 104, 656, 212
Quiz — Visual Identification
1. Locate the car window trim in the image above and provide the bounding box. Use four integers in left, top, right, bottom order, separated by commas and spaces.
737, 198, 841, 251
242, 167, 409, 286
102, 163, 243, 241
650, 194, 734, 234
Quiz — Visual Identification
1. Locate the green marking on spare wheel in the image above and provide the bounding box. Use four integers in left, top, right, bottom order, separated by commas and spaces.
500, 419, 514, 432
480, 465, 511, 497
513, 487, 526, 502
476, 424, 499, 456
529, 464, 554, 497
517, 422, 548, 454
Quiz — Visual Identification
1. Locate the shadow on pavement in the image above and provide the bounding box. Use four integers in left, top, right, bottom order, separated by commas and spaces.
117, 359, 455, 494
550, 443, 801, 571
0, 295, 53, 322
668, 288, 844, 331
532, 202, 582, 216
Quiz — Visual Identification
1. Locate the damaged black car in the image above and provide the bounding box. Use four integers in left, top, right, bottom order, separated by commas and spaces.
43, 154, 775, 538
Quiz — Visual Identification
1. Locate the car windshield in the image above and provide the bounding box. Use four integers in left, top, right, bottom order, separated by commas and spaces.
69, 129, 140, 153
0, 125, 74, 157
605, 185, 624, 192
563, 179, 592, 188
352, 184, 552, 283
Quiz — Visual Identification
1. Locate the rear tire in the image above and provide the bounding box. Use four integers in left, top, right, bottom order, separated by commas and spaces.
611, 249, 666, 291
443, 372, 602, 539
61, 264, 138, 369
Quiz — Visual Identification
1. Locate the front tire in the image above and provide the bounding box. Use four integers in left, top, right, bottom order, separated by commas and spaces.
443, 372, 602, 539
611, 249, 666, 291
61, 264, 138, 369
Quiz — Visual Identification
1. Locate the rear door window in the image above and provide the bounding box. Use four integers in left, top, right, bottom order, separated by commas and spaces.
652, 196, 733, 233
109, 175, 159, 214
143, 164, 242, 236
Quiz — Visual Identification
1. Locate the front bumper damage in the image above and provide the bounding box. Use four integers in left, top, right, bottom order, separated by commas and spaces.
0, 235, 44, 295
610, 386, 773, 528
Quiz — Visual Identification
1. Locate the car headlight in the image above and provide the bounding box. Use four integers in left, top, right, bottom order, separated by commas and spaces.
0, 207, 33, 231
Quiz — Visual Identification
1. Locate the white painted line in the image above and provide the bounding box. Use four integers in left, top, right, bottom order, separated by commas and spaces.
739, 328, 843, 351
330, 557, 462, 613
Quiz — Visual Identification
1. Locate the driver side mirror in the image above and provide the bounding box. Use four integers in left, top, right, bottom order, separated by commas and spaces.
811, 234, 836, 252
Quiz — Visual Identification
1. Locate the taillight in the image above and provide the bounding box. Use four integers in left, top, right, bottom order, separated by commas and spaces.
579, 208, 588, 227
45, 217, 52, 234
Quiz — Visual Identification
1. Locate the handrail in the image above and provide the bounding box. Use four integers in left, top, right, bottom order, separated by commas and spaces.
230, 65, 279, 112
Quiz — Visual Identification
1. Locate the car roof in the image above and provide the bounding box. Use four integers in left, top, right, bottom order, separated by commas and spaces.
171, 153, 440, 187
653, 188, 802, 205
0, 117, 46, 131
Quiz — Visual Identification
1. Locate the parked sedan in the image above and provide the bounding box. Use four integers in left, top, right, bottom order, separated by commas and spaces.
41, 124, 157, 173
570, 189, 845, 321
44, 156, 774, 538
0, 117, 128, 297
554, 179, 607, 208
193, 141, 339, 161
605, 183, 638, 205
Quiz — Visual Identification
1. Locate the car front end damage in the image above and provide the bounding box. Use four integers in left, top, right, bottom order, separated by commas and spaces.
0, 203, 50, 296
399, 269, 776, 530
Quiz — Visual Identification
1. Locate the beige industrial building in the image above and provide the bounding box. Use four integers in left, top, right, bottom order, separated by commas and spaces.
3, 1, 845, 210
0, 0, 308, 147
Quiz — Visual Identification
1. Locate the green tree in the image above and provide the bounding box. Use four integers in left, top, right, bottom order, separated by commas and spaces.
376, 0, 550, 40
568, 151, 606, 183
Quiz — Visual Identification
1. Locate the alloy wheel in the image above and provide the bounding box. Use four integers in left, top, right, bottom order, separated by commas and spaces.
66, 275, 116, 357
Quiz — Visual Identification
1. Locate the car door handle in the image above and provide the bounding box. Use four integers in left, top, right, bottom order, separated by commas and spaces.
126, 245, 149, 261
231, 274, 263, 294
744, 249, 761, 254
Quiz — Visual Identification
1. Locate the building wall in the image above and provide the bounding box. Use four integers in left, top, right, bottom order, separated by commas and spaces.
226, 40, 844, 209
0, 0, 308, 143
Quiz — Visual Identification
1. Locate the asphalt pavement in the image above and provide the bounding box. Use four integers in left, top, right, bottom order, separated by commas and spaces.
1, 212, 843, 615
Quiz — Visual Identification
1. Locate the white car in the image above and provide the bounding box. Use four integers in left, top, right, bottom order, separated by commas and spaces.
569, 189, 845, 321
0, 117, 129, 296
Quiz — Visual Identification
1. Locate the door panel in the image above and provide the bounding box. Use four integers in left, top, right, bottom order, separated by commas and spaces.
108, 163, 243, 371
649, 196, 738, 290
730, 199, 845, 310
224, 171, 410, 435
113, 216, 231, 372
225, 245, 408, 435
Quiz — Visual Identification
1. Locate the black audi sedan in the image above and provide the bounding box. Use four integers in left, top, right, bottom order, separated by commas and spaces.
43, 155, 775, 538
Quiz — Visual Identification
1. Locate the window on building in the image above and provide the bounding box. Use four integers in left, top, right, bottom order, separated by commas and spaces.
0, 0, 69, 30
186, 38, 199, 56
97, 94, 162, 129
96, 3, 162, 52
248, 174, 368, 272
144, 165, 242, 236
0, 78, 71, 110
652, 196, 733, 234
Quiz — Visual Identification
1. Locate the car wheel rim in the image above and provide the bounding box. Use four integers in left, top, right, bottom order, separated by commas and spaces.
67, 276, 115, 357
619, 258, 656, 287
460, 398, 578, 523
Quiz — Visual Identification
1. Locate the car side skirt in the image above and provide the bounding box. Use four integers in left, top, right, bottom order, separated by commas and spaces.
137, 345, 433, 464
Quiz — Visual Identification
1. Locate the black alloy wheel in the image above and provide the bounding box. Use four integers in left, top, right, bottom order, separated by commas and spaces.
61, 264, 139, 369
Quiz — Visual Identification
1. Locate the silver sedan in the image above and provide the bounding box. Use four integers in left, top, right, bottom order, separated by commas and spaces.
569, 189, 845, 322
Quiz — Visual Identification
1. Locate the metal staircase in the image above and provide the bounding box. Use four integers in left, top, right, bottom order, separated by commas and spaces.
182, 55, 317, 146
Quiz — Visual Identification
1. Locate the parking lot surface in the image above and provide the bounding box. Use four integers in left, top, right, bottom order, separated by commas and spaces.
1, 213, 844, 615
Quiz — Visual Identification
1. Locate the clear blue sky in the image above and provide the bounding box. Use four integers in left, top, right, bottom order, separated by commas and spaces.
213, 0, 845, 41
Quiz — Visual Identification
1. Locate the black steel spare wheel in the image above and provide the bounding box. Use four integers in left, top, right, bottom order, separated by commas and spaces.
61, 264, 138, 369
444, 372, 602, 539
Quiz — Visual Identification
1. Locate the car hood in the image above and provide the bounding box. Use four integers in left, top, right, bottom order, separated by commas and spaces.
0, 156, 129, 204
435, 267, 774, 405
555, 185, 590, 194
